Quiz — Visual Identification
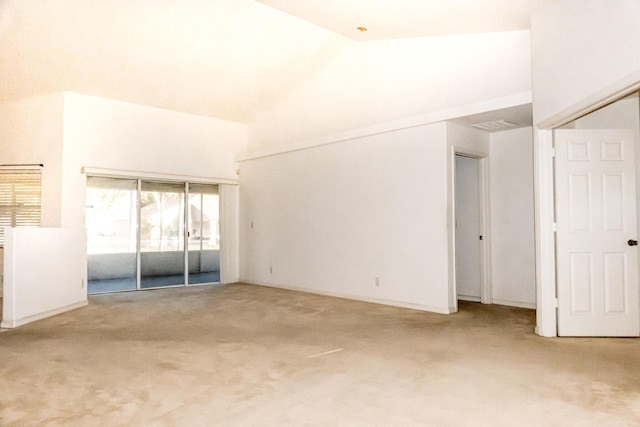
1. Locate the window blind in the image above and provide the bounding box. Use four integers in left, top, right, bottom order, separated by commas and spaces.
0, 168, 42, 246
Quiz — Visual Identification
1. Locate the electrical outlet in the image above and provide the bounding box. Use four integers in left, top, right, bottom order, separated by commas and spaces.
375, 276, 380, 287
81, 278, 85, 289
269, 266, 273, 274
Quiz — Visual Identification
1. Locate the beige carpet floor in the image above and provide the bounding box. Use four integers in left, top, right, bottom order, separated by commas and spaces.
0, 283, 639, 426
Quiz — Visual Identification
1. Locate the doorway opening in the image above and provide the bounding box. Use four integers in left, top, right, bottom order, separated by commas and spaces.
86, 176, 221, 294
454, 153, 490, 308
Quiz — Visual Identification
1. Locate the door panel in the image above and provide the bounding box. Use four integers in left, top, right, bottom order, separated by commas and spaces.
86, 177, 138, 293
187, 183, 220, 285
140, 181, 185, 288
555, 129, 639, 336
455, 155, 482, 301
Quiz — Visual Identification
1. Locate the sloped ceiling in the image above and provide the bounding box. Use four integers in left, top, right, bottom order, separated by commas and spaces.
257, 0, 535, 41
0, 0, 534, 123
0, 0, 351, 123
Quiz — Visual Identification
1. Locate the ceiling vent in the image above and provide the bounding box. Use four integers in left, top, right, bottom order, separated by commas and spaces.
471, 119, 518, 132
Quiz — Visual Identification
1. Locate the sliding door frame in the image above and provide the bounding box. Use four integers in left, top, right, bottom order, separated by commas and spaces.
84, 168, 238, 293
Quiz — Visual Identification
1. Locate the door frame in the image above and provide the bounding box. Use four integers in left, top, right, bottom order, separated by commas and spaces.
534, 74, 640, 337
450, 148, 492, 312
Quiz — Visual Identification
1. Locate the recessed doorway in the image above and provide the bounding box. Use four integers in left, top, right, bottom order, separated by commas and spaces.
454, 155, 482, 302
454, 153, 491, 306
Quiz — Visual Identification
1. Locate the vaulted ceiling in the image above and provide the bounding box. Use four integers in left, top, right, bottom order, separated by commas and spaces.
0, 0, 535, 124
257, 0, 535, 41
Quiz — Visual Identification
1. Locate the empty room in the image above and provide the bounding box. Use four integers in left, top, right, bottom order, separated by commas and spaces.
1, 0, 639, 425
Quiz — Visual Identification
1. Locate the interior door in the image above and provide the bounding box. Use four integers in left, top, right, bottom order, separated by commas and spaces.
455, 155, 482, 301
555, 129, 639, 336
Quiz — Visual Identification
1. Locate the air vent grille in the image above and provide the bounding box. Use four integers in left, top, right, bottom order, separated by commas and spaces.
471, 119, 517, 132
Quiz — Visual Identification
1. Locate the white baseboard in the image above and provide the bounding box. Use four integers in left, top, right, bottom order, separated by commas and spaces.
457, 295, 481, 303
1, 300, 88, 329
240, 279, 454, 314
491, 298, 536, 309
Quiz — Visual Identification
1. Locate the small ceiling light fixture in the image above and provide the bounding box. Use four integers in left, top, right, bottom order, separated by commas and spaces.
356, 26, 368, 32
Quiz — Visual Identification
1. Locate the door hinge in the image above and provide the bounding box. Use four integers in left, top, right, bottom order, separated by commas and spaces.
551, 147, 556, 158
552, 222, 558, 232
554, 297, 559, 308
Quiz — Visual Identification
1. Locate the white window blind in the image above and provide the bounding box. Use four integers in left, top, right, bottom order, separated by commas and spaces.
0, 168, 42, 246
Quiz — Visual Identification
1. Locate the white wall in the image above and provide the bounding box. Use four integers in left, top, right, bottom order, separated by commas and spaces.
2, 227, 87, 328
249, 30, 531, 151
60, 93, 247, 289
531, 0, 640, 124
61, 92, 247, 228
0, 92, 246, 326
240, 123, 453, 313
447, 122, 490, 155
0, 94, 65, 227
573, 94, 639, 136
220, 184, 240, 284
489, 127, 535, 308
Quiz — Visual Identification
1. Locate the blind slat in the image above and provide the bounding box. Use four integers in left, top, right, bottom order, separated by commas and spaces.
0, 168, 42, 246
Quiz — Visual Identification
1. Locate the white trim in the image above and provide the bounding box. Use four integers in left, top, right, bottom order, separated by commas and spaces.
451, 150, 492, 309
448, 145, 458, 312
537, 70, 640, 129
457, 295, 481, 303
491, 298, 536, 310
534, 129, 558, 337
240, 92, 532, 162
479, 157, 492, 305
81, 167, 238, 185
0, 164, 44, 170
1, 300, 87, 328
241, 280, 454, 314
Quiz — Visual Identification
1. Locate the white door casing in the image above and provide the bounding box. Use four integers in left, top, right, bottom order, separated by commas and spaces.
555, 129, 639, 336
455, 155, 482, 301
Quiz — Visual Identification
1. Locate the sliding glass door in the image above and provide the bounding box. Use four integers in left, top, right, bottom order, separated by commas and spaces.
86, 177, 221, 294
140, 181, 185, 289
86, 177, 138, 293
187, 184, 220, 284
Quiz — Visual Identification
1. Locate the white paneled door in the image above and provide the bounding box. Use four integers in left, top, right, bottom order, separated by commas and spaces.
455, 155, 482, 302
555, 129, 639, 336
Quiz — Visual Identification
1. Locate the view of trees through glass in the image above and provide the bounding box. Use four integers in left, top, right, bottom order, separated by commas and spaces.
86, 176, 220, 293
86, 177, 137, 255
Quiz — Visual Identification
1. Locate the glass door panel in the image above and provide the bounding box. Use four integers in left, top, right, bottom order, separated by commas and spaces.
187, 184, 220, 285
140, 181, 185, 288
86, 177, 138, 294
